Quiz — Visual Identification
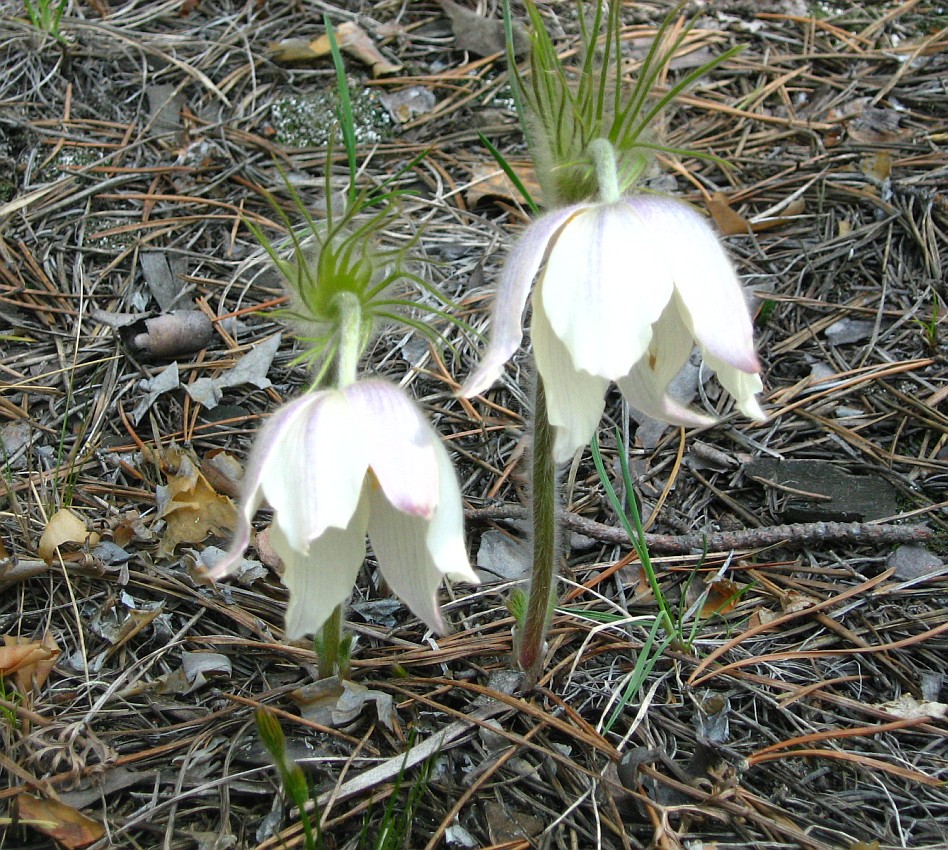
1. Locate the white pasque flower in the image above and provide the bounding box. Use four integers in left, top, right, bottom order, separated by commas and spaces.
462, 196, 765, 462
207, 379, 477, 638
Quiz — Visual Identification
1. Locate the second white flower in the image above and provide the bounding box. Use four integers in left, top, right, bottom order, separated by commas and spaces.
463, 195, 765, 462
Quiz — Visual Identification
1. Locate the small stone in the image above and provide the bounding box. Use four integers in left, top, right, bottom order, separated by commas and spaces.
887, 545, 944, 580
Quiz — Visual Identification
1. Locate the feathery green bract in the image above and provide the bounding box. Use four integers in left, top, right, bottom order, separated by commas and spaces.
508, 0, 741, 206
241, 19, 475, 380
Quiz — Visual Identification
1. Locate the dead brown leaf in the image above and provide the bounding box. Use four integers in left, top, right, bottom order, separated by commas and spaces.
467, 161, 542, 208
860, 150, 893, 182
707, 192, 752, 236
155, 446, 237, 556
1, 632, 60, 695
38, 509, 100, 563
706, 192, 805, 236
271, 22, 401, 76
700, 578, 743, 617
15, 794, 105, 849
200, 448, 244, 499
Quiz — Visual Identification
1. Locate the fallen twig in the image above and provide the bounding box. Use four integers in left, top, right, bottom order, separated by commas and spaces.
465, 505, 932, 552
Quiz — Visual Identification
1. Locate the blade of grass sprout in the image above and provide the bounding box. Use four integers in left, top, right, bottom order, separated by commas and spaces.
255, 710, 322, 850
574, 0, 604, 124
363, 732, 432, 850
374, 310, 465, 359
591, 433, 677, 640
375, 296, 478, 337
612, 429, 682, 641
269, 161, 327, 243
526, 2, 580, 142
324, 14, 358, 205
629, 141, 732, 169
603, 616, 672, 734
364, 269, 474, 324
478, 133, 539, 214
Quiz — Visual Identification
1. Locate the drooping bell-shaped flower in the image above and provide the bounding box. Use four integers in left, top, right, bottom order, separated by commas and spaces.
207, 378, 477, 639
462, 193, 765, 463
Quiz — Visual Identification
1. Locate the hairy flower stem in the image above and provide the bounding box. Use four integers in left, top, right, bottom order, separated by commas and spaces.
517, 376, 559, 687
588, 137, 620, 204
317, 604, 344, 679
333, 290, 364, 390
316, 291, 364, 677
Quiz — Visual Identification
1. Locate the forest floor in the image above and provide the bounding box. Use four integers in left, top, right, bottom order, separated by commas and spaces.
0, 1, 946, 848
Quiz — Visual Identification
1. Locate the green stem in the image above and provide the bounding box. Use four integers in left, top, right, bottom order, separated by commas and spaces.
588, 137, 620, 205
517, 375, 559, 686
332, 290, 363, 389
318, 604, 343, 680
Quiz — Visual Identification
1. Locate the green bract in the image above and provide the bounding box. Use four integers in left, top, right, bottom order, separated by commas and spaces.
247, 175, 459, 384
512, 0, 741, 206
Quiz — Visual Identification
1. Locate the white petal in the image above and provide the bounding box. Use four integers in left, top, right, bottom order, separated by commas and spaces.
630, 196, 759, 374
367, 490, 455, 634
345, 380, 439, 519
532, 303, 609, 463
426, 438, 478, 584
539, 202, 673, 379
615, 300, 716, 428
209, 396, 320, 579
274, 495, 370, 640
461, 205, 588, 397
264, 391, 369, 552
703, 352, 767, 421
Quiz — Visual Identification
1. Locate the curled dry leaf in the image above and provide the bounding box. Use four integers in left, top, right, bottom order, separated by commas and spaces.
439, 0, 529, 57
1, 632, 60, 695
270, 21, 401, 76
700, 577, 743, 618
875, 694, 948, 721
38, 509, 101, 562
200, 448, 244, 499
706, 191, 806, 236
378, 86, 437, 124
155, 447, 237, 556
291, 676, 395, 731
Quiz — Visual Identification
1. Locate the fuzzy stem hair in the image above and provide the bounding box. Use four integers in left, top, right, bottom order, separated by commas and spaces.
517, 375, 560, 686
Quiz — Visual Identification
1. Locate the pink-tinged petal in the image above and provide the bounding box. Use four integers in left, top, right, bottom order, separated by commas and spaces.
203, 513, 253, 580
461, 205, 590, 397
628, 196, 759, 374
367, 490, 454, 634
616, 370, 717, 430
263, 391, 369, 552
274, 495, 369, 640
344, 379, 439, 519
532, 304, 610, 463
425, 438, 478, 584
539, 202, 674, 380
703, 352, 767, 421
